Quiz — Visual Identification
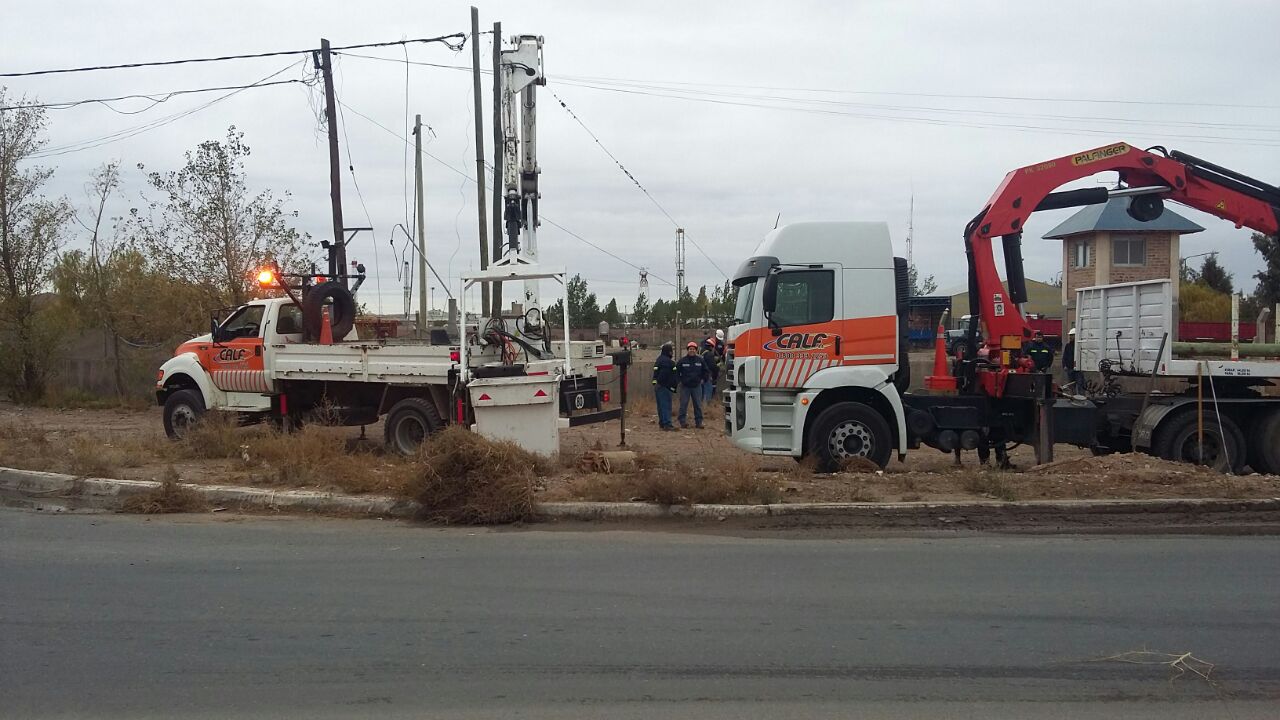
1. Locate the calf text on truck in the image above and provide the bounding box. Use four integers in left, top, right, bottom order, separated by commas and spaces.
724, 142, 1280, 474
154, 32, 629, 455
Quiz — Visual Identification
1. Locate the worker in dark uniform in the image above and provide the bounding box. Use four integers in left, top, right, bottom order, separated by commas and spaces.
652, 342, 677, 431
1025, 330, 1054, 372
676, 341, 708, 429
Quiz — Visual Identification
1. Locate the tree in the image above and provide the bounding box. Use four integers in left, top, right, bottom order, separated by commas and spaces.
650, 298, 670, 326
908, 263, 937, 296
124, 126, 310, 309
1252, 233, 1280, 309
1196, 254, 1233, 295
0, 90, 73, 402
631, 291, 650, 326
602, 298, 622, 327
694, 285, 710, 322
564, 273, 601, 328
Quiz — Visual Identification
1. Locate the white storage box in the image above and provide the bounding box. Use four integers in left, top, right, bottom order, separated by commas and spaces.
467, 374, 561, 456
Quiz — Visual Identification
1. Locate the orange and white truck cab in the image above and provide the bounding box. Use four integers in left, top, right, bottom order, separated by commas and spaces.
724, 222, 911, 468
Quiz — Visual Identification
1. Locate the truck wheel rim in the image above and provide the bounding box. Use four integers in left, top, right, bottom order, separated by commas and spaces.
828, 420, 872, 458
1179, 433, 1223, 466
396, 416, 427, 452
171, 405, 197, 436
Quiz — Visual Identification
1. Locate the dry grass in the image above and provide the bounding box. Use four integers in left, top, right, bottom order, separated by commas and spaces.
121, 468, 210, 514
404, 425, 544, 524
569, 460, 782, 506
960, 470, 1019, 501
174, 411, 246, 460
248, 425, 408, 495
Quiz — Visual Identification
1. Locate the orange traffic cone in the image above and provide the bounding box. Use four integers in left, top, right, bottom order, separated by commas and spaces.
318, 306, 334, 345
924, 321, 957, 391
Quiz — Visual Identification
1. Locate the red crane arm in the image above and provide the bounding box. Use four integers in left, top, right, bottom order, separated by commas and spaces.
966, 141, 1280, 352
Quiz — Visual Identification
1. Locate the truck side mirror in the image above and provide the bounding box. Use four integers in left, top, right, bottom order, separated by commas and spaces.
762, 272, 783, 336
210, 318, 223, 345
762, 273, 778, 314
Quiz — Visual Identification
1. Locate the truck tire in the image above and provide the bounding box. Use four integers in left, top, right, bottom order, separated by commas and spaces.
807, 401, 893, 472
384, 397, 444, 456
163, 389, 206, 440
302, 281, 357, 341
1151, 408, 1245, 473
1246, 408, 1280, 475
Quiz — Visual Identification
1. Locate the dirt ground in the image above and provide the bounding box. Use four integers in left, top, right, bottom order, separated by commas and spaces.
4, 397, 1278, 506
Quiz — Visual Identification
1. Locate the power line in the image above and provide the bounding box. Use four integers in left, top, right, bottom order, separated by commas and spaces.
0, 34, 467, 78
30, 61, 305, 158
0, 78, 310, 113
553, 80, 1280, 148
333, 51, 1280, 114
336, 99, 675, 287
550, 89, 729, 279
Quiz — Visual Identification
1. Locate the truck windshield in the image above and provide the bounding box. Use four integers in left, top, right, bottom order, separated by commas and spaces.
733, 280, 756, 324
220, 305, 265, 339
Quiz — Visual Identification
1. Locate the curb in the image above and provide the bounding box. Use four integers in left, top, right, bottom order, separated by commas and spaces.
0, 467, 416, 517
3, 466, 1279, 527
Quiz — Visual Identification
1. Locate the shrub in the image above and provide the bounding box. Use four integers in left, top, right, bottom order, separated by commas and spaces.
404, 426, 542, 524
121, 469, 209, 514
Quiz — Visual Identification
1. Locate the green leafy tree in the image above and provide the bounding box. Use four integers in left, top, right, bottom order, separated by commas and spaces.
650, 298, 670, 326
564, 274, 601, 328
1252, 233, 1280, 309
124, 126, 310, 309
1180, 283, 1232, 322
603, 298, 622, 327
631, 291, 650, 326
710, 280, 737, 324
0, 90, 73, 402
694, 285, 710, 321
1195, 254, 1233, 295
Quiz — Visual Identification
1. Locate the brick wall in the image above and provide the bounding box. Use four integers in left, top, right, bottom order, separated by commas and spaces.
1111, 232, 1171, 284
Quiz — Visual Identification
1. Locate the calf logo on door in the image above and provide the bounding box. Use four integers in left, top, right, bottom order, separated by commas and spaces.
762, 332, 830, 355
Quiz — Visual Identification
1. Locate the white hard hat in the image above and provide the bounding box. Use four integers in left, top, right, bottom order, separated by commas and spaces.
715, 329, 725, 340
1068, 327, 1076, 335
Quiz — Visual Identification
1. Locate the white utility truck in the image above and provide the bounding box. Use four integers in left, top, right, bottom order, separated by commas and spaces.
156, 268, 618, 455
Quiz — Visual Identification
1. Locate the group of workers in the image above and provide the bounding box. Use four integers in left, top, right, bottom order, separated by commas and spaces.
651, 330, 725, 430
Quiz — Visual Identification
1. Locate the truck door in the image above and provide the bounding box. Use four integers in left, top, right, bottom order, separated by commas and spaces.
207, 304, 270, 393
757, 267, 843, 388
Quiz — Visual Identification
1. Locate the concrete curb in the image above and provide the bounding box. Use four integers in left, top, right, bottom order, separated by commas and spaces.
0, 467, 416, 517
3, 466, 1278, 526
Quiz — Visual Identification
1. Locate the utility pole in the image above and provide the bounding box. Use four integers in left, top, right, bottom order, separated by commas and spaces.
318, 38, 346, 286
490, 22, 504, 317
471, 6, 490, 316
675, 228, 687, 305
414, 115, 428, 335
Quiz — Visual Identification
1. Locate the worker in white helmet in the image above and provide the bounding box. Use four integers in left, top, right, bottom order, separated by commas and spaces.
1063, 327, 1081, 389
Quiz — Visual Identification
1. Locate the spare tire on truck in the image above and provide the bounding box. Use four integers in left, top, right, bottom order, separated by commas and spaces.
302, 281, 357, 341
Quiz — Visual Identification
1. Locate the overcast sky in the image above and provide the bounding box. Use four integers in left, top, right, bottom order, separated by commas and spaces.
4, 0, 1279, 316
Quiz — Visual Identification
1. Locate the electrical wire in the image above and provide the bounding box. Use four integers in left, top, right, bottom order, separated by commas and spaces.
550, 89, 729, 279
0, 34, 467, 78
337, 99, 675, 287
0, 78, 309, 113
30, 60, 306, 158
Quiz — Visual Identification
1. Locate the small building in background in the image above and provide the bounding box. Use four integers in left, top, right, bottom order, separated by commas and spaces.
939, 278, 1065, 340
1043, 196, 1203, 329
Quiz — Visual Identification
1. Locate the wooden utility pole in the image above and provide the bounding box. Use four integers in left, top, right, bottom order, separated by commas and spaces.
414, 115, 428, 334
490, 21, 504, 316
318, 38, 346, 287
471, 6, 490, 316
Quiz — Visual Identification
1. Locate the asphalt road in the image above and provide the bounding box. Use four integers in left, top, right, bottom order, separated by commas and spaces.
3, 511, 1279, 719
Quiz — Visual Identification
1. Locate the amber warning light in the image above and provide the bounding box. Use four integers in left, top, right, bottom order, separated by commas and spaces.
256, 268, 275, 287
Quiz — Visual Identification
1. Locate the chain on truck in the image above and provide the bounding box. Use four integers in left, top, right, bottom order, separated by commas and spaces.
725, 142, 1280, 474
155, 33, 630, 455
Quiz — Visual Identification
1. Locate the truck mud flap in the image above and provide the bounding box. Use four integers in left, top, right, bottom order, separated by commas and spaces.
567, 408, 622, 427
